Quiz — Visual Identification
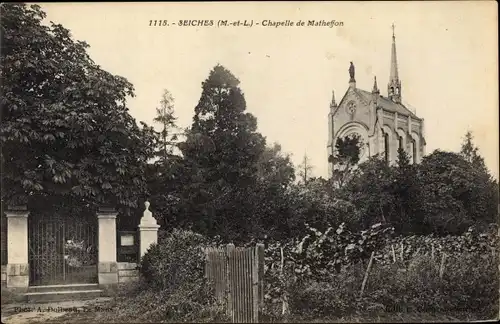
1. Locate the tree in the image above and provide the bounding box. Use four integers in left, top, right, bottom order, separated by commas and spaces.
298, 153, 313, 185
340, 156, 395, 229
460, 131, 489, 174
330, 134, 362, 188
153, 89, 179, 164
178, 64, 266, 241
392, 148, 421, 232
256, 143, 295, 189
242, 143, 296, 240
458, 131, 498, 227
417, 150, 497, 234
145, 89, 184, 227
1, 4, 155, 211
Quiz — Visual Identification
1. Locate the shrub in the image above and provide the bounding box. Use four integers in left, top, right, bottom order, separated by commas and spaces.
287, 264, 366, 319
126, 228, 229, 322
139, 228, 208, 293
361, 252, 498, 318
264, 225, 499, 321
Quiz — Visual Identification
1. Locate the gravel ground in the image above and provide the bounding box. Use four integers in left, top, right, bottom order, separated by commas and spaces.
1, 297, 113, 324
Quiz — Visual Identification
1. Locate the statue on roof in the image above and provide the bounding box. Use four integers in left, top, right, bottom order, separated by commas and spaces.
349, 62, 355, 81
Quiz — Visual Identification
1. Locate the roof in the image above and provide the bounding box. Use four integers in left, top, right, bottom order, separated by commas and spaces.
355, 88, 420, 119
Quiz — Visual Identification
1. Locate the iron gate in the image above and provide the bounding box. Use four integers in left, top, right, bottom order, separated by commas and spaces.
28, 213, 98, 286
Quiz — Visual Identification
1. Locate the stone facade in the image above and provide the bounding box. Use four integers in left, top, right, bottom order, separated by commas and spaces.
327, 27, 425, 177
118, 262, 139, 284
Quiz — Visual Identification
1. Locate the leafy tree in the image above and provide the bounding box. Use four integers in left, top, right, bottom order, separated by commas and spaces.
417, 150, 497, 234
287, 177, 357, 234
178, 65, 266, 242
0, 4, 155, 211
330, 134, 362, 188
340, 156, 395, 229
246, 143, 296, 240
256, 143, 295, 190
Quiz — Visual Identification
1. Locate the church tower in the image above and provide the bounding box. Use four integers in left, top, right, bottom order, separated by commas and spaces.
387, 24, 402, 103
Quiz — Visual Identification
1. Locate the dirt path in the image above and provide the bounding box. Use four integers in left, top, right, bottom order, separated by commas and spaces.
1, 297, 113, 324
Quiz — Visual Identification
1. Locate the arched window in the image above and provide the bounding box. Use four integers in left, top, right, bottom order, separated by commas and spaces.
398, 135, 403, 151
383, 131, 390, 163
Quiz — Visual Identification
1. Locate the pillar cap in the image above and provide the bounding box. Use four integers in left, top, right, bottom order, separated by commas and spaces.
7, 205, 27, 211
98, 206, 116, 213
5, 208, 29, 217
139, 200, 158, 227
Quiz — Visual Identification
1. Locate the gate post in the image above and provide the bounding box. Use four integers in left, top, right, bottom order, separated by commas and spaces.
138, 201, 159, 258
5, 206, 29, 289
97, 207, 118, 290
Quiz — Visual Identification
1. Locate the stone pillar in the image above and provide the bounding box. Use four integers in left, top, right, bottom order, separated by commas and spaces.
6, 206, 29, 289
138, 201, 159, 258
97, 207, 118, 288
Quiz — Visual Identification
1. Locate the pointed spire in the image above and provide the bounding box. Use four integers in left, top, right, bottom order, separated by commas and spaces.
388, 23, 402, 103
390, 23, 399, 81
330, 90, 337, 108
372, 76, 379, 93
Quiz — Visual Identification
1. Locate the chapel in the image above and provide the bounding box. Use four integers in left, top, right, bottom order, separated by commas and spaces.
327, 25, 426, 177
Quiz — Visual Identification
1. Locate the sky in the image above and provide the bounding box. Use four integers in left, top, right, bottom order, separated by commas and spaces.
39, 1, 498, 179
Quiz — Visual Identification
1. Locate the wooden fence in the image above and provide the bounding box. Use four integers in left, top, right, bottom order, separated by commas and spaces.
205, 243, 265, 323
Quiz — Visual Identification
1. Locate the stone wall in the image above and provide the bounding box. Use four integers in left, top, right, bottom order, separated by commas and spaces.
118, 262, 139, 284
0, 263, 139, 287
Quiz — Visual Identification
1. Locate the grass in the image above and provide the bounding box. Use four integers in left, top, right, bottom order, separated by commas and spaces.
43, 309, 494, 323
281, 311, 495, 323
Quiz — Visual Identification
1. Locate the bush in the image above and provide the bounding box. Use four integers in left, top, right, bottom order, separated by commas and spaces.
287, 264, 366, 318
264, 226, 499, 321
140, 228, 208, 293
117, 228, 229, 322
366, 251, 498, 317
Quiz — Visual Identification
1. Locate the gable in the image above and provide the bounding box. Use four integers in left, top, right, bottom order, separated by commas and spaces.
332, 87, 373, 138
333, 87, 370, 117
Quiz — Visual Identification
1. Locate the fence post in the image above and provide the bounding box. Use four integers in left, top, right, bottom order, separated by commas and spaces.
439, 252, 447, 279
252, 245, 260, 323
256, 243, 265, 313
360, 251, 375, 297
226, 243, 235, 321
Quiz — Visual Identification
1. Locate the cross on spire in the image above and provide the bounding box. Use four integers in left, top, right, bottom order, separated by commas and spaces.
392, 23, 395, 37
